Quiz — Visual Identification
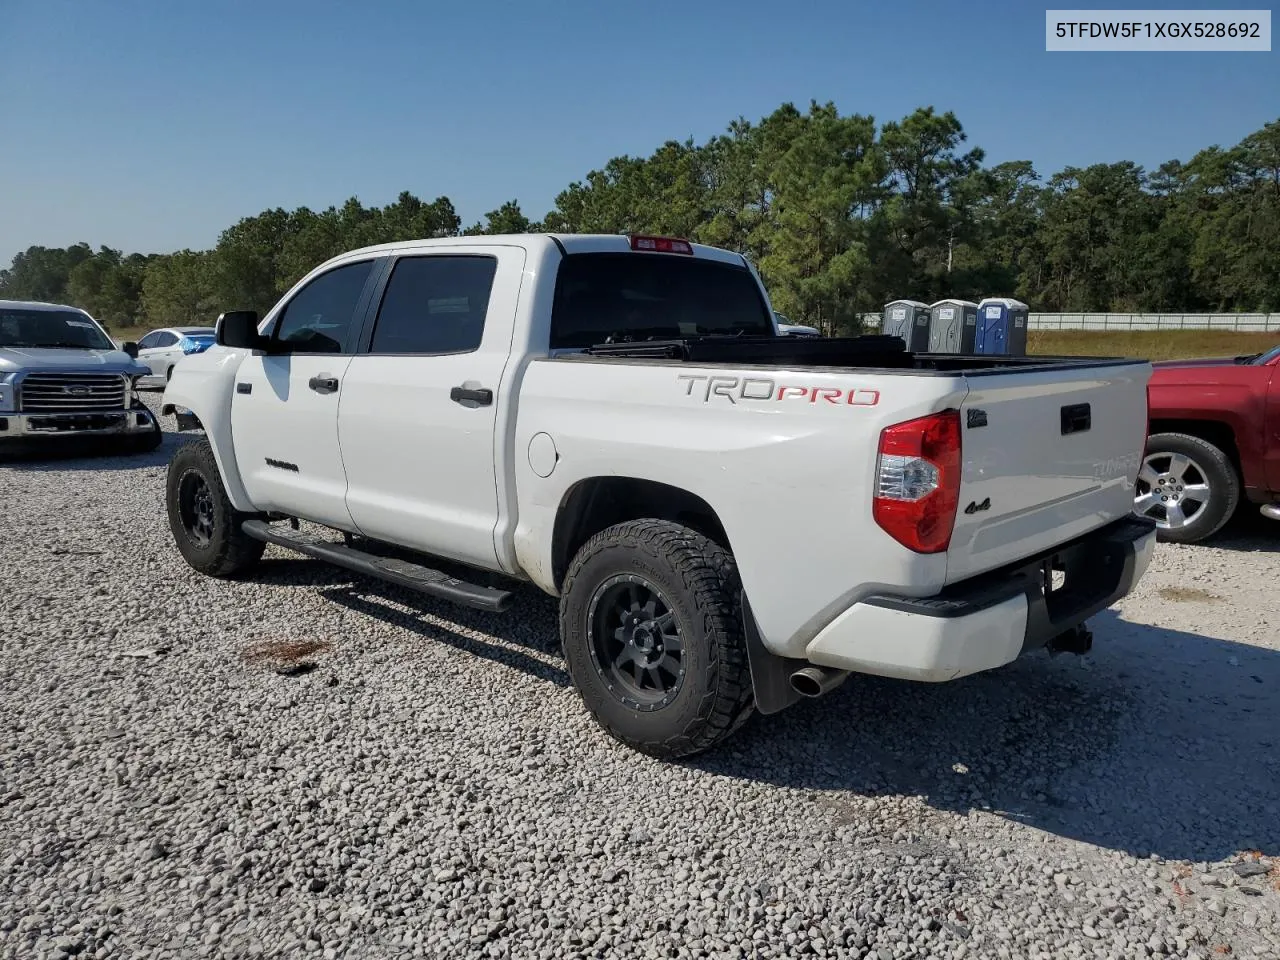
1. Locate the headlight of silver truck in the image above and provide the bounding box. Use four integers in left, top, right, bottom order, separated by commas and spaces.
0, 373, 14, 413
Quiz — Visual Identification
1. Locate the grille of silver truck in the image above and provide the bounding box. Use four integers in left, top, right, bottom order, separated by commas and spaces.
18, 373, 128, 412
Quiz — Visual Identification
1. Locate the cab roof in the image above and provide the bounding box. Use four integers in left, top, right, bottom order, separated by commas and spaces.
0, 299, 93, 314
326, 233, 750, 269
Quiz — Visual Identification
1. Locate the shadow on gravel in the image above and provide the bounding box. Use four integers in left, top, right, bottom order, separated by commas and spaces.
318, 584, 569, 688
244, 545, 1277, 863
0, 432, 195, 471
696, 609, 1280, 864
1200, 509, 1280, 554
250, 556, 371, 589
240, 549, 569, 688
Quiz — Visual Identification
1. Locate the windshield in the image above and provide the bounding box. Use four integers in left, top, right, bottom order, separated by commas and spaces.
1246, 343, 1280, 365
0, 308, 115, 351
550, 253, 775, 349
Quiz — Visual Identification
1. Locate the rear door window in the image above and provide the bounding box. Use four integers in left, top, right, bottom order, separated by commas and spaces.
368, 256, 498, 355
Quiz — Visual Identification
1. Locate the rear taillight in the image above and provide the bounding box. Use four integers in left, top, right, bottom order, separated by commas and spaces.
873, 410, 962, 553
629, 234, 693, 255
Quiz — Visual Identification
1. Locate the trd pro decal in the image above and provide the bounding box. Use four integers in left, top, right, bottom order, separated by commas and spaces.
677, 374, 880, 407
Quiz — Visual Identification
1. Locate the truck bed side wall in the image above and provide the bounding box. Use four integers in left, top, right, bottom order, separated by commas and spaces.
511, 358, 964, 658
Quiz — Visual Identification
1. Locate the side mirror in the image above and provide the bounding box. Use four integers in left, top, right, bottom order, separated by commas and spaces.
121, 341, 139, 359
216, 311, 268, 350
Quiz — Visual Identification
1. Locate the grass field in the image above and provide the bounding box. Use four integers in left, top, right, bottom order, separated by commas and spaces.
108, 325, 1278, 363
1028, 329, 1278, 361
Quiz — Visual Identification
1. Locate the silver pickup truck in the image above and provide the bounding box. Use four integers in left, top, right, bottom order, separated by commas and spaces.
0, 300, 161, 452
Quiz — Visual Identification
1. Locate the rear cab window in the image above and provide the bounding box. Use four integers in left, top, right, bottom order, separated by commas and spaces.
549, 253, 774, 349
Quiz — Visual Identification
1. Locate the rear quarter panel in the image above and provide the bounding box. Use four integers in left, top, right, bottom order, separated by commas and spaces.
512, 357, 964, 657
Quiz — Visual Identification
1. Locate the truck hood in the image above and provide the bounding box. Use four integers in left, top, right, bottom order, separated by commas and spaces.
1151, 356, 1239, 370
0, 346, 148, 378
1149, 355, 1267, 389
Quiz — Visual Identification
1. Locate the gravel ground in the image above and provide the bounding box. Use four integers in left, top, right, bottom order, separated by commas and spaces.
2, 396, 1278, 960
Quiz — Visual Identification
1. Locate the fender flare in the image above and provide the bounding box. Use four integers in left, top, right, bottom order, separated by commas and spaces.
160, 397, 254, 513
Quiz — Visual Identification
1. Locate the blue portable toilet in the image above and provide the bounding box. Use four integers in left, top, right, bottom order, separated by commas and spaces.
975, 298, 1030, 355
882, 300, 931, 351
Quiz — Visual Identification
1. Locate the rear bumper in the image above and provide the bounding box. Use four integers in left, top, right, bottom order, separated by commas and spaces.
805, 516, 1157, 681
0, 407, 157, 440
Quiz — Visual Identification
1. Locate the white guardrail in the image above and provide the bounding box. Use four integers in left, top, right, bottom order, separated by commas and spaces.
858, 313, 1280, 332
1026, 313, 1280, 332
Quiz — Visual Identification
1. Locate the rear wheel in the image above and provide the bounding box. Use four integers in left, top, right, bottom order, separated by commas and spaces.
1134, 432, 1239, 543
166, 440, 264, 576
559, 519, 754, 759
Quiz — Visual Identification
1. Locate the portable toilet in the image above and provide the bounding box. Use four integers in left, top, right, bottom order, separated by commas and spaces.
882, 300, 931, 351
927, 299, 978, 353
976, 297, 1030, 355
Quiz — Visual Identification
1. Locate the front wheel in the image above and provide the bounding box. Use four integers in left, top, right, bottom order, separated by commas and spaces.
559, 519, 755, 760
166, 440, 265, 577
1133, 432, 1240, 544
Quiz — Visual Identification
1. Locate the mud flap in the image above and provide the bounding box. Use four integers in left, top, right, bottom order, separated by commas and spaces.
741, 594, 808, 715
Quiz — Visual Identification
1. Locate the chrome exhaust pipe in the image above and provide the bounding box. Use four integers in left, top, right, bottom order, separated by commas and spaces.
789, 665, 850, 699
1260, 504, 1280, 522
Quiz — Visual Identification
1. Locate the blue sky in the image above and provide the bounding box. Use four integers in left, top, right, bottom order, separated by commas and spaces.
1, 0, 1276, 264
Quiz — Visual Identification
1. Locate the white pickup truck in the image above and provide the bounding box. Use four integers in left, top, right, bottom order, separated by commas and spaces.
161, 233, 1157, 758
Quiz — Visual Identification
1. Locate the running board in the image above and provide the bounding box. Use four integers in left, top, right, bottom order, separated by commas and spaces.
240, 519, 514, 613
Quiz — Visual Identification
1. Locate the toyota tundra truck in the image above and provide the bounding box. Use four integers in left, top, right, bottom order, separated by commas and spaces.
160, 234, 1157, 759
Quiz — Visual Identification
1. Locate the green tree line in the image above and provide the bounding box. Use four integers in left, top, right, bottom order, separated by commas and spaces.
3, 103, 1278, 332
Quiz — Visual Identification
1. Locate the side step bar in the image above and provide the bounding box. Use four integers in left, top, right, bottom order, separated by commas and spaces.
241, 519, 514, 613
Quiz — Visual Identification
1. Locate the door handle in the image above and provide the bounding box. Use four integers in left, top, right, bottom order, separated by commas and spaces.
450, 386, 493, 406
308, 375, 339, 394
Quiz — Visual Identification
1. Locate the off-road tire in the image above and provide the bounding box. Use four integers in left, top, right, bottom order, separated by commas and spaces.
1138, 432, 1240, 544
559, 519, 755, 759
166, 439, 265, 577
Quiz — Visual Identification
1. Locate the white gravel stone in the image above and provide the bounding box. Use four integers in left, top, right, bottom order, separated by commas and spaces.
1, 395, 1278, 958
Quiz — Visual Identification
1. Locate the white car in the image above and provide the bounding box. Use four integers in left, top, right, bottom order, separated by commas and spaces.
774, 312, 821, 337
160, 233, 1156, 759
135, 326, 216, 387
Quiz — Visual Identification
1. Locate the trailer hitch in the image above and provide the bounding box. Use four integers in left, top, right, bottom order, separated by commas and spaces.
1046, 622, 1093, 656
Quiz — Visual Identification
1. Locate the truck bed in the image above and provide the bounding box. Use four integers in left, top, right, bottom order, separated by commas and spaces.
576, 334, 1147, 375
525, 334, 1152, 649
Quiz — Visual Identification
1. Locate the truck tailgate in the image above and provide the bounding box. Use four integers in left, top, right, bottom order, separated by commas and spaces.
946, 361, 1151, 583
